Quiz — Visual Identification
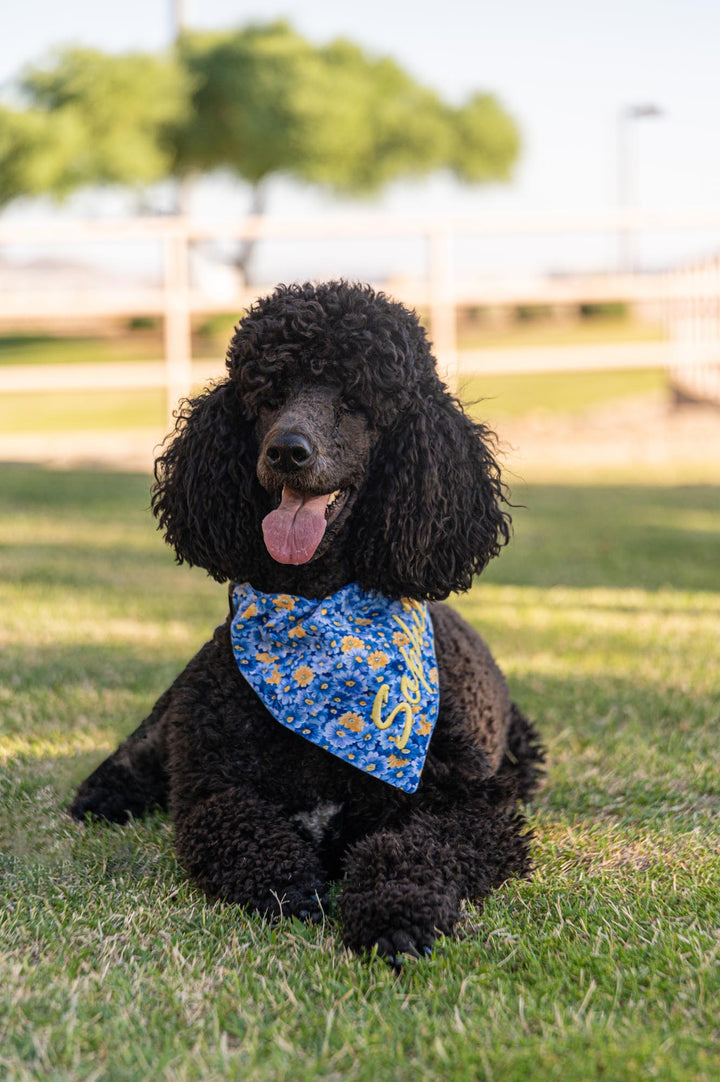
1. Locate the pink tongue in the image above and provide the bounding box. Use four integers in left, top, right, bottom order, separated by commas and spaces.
262, 487, 331, 565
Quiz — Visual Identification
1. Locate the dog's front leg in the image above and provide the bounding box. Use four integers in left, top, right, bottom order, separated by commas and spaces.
172, 786, 327, 921
339, 802, 531, 964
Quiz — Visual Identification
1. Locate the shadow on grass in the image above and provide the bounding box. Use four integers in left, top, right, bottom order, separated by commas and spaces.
1, 638, 191, 695
2, 654, 716, 839
3, 464, 719, 830
3, 467, 719, 583
0, 462, 153, 514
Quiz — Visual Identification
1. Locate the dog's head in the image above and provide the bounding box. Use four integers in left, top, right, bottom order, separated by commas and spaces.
152, 281, 510, 600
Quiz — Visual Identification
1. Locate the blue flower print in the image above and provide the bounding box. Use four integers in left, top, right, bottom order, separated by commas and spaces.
229, 582, 439, 792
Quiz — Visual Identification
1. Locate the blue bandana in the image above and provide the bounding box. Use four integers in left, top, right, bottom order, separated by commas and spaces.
230, 582, 440, 792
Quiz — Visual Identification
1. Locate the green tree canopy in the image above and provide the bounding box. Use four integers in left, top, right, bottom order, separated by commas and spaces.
168, 22, 520, 277
447, 92, 520, 183
0, 106, 85, 207
0, 24, 521, 254
293, 37, 453, 194
172, 22, 520, 198
172, 22, 316, 192
18, 47, 190, 192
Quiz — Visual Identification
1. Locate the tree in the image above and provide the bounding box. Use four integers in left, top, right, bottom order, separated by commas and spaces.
0, 106, 85, 207
0, 26, 520, 280
174, 23, 520, 195
172, 23, 317, 209
17, 47, 190, 194
292, 37, 453, 194
171, 23, 520, 279
447, 93, 520, 183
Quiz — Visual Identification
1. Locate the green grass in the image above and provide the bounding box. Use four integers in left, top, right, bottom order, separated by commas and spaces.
1, 465, 719, 1081
461, 368, 667, 419
0, 317, 662, 368
457, 316, 664, 351
0, 388, 167, 434
0, 368, 669, 437
0, 333, 165, 366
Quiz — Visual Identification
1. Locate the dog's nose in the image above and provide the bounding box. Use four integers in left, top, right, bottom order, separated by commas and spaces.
265, 432, 316, 472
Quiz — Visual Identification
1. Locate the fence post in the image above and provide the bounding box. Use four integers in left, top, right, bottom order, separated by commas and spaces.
163, 223, 193, 426
427, 223, 458, 390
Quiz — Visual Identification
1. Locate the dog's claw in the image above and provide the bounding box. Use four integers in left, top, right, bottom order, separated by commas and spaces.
298, 906, 323, 924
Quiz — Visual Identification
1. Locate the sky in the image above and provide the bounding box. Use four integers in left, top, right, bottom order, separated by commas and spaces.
3, 0, 720, 279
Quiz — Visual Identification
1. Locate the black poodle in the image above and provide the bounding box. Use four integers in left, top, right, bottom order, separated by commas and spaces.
71, 280, 543, 964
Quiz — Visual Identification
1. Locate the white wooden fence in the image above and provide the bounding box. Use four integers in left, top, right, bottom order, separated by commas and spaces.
663, 254, 720, 404
2, 209, 720, 416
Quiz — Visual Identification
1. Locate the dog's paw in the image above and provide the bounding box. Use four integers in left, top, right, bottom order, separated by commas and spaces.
267, 884, 328, 923
373, 930, 435, 971
69, 786, 133, 825
69, 763, 153, 825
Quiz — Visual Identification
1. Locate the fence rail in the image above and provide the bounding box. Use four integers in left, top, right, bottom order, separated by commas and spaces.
2, 209, 720, 414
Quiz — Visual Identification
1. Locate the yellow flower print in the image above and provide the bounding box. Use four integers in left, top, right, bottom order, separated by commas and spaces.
273, 595, 295, 610
354, 617, 373, 626
417, 719, 433, 736
265, 667, 282, 686
428, 666, 439, 685
341, 635, 365, 653
255, 651, 278, 663
338, 711, 365, 733
392, 631, 410, 646
367, 650, 389, 671
287, 624, 307, 640
293, 665, 315, 687
388, 755, 410, 768
239, 602, 257, 619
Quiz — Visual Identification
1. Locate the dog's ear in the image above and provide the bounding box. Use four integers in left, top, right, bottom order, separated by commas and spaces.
152, 380, 265, 582
354, 391, 511, 600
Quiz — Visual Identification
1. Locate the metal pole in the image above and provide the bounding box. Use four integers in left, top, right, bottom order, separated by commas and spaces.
617, 103, 663, 273
163, 0, 193, 424
616, 108, 631, 273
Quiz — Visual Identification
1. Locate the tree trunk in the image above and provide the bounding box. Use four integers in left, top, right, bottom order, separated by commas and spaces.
235, 180, 267, 286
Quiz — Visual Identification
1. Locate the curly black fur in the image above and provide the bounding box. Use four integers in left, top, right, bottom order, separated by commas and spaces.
71, 280, 543, 964
153, 281, 510, 599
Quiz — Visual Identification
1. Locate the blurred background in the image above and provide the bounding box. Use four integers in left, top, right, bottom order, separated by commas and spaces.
3, 7, 720, 1074
1, 0, 719, 476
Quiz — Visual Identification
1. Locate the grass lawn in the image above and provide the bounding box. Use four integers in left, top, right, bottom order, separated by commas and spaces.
0, 388, 168, 435
0, 317, 663, 368
1, 461, 718, 1081
456, 316, 664, 351
0, 367, 669, 437
0, 333, 165, 366
460, 367, 667, 419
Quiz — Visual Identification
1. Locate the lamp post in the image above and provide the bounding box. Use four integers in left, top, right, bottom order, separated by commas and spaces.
170, 0, 192, 215
170, 0, 188, 40
617, 103, 663, 272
